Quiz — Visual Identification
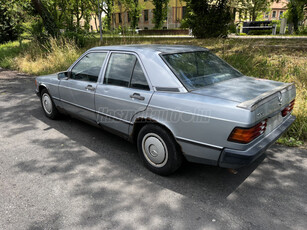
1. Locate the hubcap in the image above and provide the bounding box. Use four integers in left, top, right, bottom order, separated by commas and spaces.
142, 133, 168, 167
42, 93, 52, 114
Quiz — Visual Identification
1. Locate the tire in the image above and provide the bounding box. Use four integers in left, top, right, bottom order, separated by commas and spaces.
40, 88, 59, 119
137, 124, 183, 176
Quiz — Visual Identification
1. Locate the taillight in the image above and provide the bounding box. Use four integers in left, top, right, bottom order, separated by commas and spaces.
35, 79, 37, 87
281, 100, 295, 117
228, 119, 267, 144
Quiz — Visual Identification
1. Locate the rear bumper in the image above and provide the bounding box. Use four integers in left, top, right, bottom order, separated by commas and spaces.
219, 115, 296, 169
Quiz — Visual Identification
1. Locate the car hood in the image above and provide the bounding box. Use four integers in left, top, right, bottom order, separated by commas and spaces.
190, 76, 287, 103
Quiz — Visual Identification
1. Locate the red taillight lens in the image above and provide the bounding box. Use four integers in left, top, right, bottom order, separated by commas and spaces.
281, 100, 295, 117
35, 79, 37, 87
228, 119, 267, 144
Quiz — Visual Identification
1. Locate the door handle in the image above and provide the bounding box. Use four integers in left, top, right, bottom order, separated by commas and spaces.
85, 85, 95, 91
130, 93, 145, 100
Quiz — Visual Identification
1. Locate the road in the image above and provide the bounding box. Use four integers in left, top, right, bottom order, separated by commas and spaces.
0, 69, 306, 230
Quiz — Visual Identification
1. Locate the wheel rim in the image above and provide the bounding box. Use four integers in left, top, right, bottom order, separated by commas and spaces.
42, 93, 53, 115
142, 133, 168, 168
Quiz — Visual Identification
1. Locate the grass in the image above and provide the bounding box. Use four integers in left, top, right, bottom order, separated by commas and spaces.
0, 36, 306, 146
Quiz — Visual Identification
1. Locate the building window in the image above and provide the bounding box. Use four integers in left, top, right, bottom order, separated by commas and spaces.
272, 11, 276, 18
279, 11, 283, 19
119, 13, 122, 23
182, 6, 187, 19
144, 10, 148, 22
264, 12, 269, 19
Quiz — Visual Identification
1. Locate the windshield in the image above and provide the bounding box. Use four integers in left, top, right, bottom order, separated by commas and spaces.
162, 51, 243, 90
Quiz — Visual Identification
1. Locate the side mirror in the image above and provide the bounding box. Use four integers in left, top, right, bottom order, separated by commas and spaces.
58, 71, 71, 80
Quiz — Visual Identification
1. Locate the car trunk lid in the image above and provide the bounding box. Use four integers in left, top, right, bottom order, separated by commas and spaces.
191, 76, 296, 123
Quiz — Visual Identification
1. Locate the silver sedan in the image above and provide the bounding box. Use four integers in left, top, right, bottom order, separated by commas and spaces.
35, 45, 296, 175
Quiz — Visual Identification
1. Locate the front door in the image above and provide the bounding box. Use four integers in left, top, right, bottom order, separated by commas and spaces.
59, 52, 108, 122
95, 52, 153, 134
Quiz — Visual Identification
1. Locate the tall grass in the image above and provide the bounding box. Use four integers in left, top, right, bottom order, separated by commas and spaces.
0, 40, 30, 69
14, 38, 81, 75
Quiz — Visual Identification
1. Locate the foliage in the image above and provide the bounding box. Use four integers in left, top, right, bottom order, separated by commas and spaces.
287, 0, 305, 34
0, 1, 24, 44
185, 0, 231, 38
152, 0, 169, 29
63, 31, 95, 47
30, 0, 60, 37
248, 29, 272, 35
237, 0, 270, 22
120, 0, 143, 30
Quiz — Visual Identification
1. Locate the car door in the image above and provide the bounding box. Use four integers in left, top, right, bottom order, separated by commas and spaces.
59, 52, 108, 122
95, 52, 153, 134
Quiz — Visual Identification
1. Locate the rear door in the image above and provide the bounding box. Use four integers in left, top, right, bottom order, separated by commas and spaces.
59, 52, 107, 122
95, 52, 153, 134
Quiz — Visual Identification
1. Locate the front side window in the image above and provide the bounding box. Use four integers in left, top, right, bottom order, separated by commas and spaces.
104, 53, 149, 90
71, 52, 107, 82
162, 51, 243, 90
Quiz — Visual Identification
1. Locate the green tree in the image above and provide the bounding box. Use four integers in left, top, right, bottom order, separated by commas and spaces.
287, 0, 305, 33
185, 0, 231, 38
31, 0, 60, 37
152, 0, 169, 29
120, 0, 143, 30
238, 0, 270, 21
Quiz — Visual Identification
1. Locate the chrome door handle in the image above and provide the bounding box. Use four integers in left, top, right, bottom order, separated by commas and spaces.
85, 85, 95, 91
130, 93, 145, 100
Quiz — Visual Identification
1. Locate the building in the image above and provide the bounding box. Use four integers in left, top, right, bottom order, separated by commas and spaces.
263, 0, 288, 20
112, 0, 187, 30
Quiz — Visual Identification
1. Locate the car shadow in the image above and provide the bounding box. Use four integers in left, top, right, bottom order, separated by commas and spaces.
29, 105, 264, 202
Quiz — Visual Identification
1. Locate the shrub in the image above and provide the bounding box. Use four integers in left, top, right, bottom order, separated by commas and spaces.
185, 0, 231, 38
248, 29, 272, 35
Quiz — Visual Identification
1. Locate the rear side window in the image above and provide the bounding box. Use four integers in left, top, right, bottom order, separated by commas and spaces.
130, 60, 149, 91
104, 53, 136, 87
104, 53, 150, 90
71, 52, 107, 82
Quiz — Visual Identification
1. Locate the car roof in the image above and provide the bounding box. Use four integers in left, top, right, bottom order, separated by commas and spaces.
90, 44, 208, 54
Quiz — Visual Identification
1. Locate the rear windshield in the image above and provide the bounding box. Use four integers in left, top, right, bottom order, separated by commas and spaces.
162, 51, 243, 90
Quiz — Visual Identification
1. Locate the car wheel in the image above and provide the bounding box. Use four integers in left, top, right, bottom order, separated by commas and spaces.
137, 124, 183, 176
40, 88, 59, 119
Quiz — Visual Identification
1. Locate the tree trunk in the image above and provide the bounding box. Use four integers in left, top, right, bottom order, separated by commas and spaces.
31, 0, 59, 37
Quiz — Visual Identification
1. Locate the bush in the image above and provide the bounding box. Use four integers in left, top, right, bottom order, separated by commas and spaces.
185, 0, 231, 38
228, 23, 236, 34
63, 31, 95, 47
248, 29, 272, 35
299, 26, 307, 35
0, 5, 20, 43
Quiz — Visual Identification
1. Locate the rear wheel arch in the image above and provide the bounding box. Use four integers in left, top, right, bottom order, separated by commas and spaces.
135, 121, 184, 175
131, 118, 177, 144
